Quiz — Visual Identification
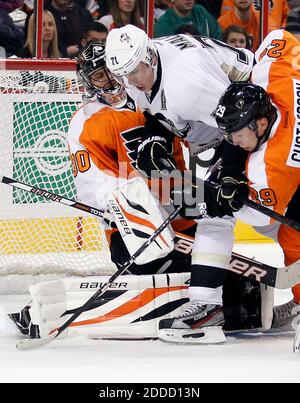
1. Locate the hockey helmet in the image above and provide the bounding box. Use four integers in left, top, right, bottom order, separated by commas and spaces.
215, 82, 274, 142
105, 25, 157, 77
77, 41, 127, 107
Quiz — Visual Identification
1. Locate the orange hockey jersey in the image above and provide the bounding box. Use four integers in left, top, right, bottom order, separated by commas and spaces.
235, 29, 300, 234
68, 99, 192, 237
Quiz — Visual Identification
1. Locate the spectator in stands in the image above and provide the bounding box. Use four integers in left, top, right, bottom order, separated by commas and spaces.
253, 0, 289, 31
98, 0, 144, 31
285, 6, 300, 40
97, 0, 111, 17
17, 10, 64, 58
0, 0, 24, 57
174, 23, 200, 35
218, 0, 260, 51
80, 21, 108, 48
221, 0, 289, 32
154, 0, 222, 39
45, 0, 94, 57
222, 24, 252, 49
154, 0, 172, 22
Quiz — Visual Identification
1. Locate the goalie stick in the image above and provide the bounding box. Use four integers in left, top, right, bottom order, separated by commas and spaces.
174, 232, 300, 289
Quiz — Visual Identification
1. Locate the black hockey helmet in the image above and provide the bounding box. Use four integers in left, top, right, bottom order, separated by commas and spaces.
76, 41, 127, 107
215, 82, 274, 142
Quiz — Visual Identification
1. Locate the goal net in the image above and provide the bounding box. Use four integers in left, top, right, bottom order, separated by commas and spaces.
0, 59, 116, 283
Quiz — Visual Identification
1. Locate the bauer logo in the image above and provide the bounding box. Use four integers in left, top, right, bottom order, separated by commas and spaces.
80, 281, 128, 289
229, 258, 268, 282
108, 199, 132, 235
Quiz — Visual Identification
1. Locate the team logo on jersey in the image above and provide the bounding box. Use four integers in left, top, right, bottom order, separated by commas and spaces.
120, 33, 131, 43
120, 127, 144, 169
127, 101, 135, 110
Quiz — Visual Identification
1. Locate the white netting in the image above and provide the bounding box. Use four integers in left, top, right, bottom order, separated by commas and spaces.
0, 59, 116, 278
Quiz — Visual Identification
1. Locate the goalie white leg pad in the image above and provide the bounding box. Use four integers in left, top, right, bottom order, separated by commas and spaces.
108, 177, 174, 265
28, 273, 190, 339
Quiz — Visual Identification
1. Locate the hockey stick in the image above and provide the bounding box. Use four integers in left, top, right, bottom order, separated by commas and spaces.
5, 175, 299, 348
1, 176, 104, 218
173, 232, 300, 289
204, 179, 300, 233
243, 198, 300, 232
3, 173, 300, 288
3, 174, 300, 233
15, 205, 182, 350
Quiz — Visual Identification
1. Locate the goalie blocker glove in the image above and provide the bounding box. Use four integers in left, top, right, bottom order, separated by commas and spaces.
136, 112, 177, 179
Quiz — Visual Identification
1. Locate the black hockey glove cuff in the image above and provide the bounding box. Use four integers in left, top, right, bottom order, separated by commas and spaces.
171, 180, 229, 219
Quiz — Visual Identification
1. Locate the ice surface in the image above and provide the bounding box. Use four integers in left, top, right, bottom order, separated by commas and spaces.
0, 243, 299, 383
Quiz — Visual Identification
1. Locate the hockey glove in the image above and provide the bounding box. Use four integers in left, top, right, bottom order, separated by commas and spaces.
217, 165, 249, 213
171, 180, 226, 219
136, 112, 176, 179
136, 135, 176, 179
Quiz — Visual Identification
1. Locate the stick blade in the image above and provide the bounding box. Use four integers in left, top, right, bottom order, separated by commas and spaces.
16, 331, 59, 351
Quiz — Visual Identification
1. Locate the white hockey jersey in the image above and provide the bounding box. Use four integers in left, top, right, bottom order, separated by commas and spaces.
125, 34, 254, 149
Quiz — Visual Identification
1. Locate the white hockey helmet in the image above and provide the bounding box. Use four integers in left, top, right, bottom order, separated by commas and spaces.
105, 25, 157, 76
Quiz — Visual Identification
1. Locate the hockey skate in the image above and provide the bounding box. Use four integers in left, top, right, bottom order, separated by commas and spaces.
8, 305, 40, 339
158, 302, 226, 344
271, 300, 300, 333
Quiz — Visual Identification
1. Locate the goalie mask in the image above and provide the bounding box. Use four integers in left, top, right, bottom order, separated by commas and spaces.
105, 25, 157, 77
77, 41, 127, 108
